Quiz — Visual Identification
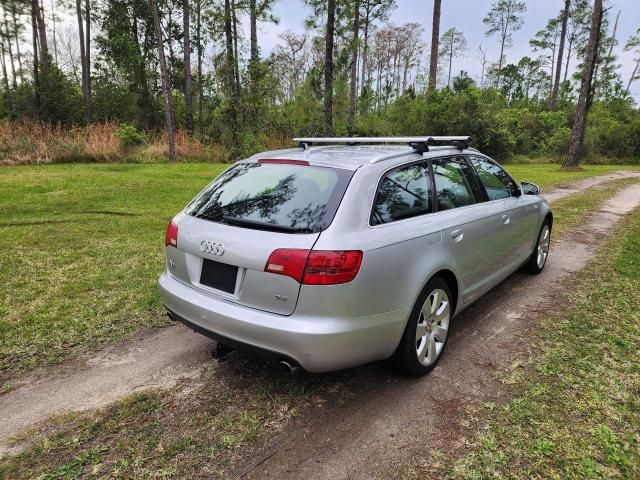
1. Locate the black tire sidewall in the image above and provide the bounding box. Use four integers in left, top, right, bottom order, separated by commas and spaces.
394, 277, 453, 376
526, 220, 551, 274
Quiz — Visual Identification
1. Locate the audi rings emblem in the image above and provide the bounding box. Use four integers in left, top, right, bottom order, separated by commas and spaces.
200, 240, 225, 256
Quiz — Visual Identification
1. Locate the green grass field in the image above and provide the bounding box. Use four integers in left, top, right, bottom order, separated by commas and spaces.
0, 162, 638, 386
442, 210, 640, 480
0, 162, 639, 477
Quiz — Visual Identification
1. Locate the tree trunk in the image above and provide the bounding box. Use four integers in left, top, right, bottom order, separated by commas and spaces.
625, 58, 639, 97
224, 0, 239, 152
447, 42, 453, 87
85, 0, 91, 121
34, 0, 48, 63
428, 0, 441, 90
196, 0, 203, 136
151, 0, 176, 161
231, 0, 240, 95
249, 0, 258, 63
183, 0, 193, 132
3, 12, 16, 89
10, 6, 22, 84
564, 35, 573, 83
0, 34, 9, 91
360, 8, 369, 98
348, 0, 360, 133
75, 0, 89, 123
31, 0, 40, 108
562, 0, 602, 169
324, 0, 335, 135
550, 0, 570, 109
50, 0, 57, 64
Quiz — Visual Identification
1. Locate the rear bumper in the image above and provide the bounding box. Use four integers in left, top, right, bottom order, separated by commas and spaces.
158, 272, 408, 372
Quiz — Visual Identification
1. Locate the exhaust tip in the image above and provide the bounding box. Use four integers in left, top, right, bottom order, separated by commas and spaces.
279, 360, 301, 375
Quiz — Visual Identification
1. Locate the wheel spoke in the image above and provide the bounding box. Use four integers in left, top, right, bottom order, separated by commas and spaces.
430, 291, 439, 314
426, 335, 437, 364
416, 322, 427, 342
417, 338, 428, 361
435, 300, 449, 321
432, 323, 448, 341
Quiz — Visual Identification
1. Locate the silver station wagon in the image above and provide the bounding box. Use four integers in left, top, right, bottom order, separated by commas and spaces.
159, 137, 552, 375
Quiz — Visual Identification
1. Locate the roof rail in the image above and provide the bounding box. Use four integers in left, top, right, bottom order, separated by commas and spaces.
293, 136, 470, 153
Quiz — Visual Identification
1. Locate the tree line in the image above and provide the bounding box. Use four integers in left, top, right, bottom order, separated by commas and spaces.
0, 0, 639, 165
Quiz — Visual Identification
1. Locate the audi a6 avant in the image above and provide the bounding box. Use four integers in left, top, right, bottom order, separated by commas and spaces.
159, 136, 552, 375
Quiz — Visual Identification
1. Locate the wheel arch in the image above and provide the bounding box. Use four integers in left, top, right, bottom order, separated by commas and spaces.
431, 269, 460, 316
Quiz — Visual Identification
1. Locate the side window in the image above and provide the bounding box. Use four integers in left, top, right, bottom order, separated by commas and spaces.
431, 156, 479, 212
371, 162, 431, 225
469, 155, 517, 200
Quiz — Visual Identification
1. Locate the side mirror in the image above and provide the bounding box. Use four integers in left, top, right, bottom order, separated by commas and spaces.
521, 181, 541, 195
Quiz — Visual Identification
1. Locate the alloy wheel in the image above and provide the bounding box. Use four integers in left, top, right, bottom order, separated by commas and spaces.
416, 288, 450, 366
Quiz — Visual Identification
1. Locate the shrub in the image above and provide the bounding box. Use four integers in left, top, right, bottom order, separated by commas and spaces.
115, 123, 145, 147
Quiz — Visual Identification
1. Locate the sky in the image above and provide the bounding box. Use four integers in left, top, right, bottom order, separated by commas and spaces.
252, 0, 640, 101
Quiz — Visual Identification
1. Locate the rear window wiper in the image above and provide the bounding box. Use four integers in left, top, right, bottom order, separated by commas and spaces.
222, 215, 315, 234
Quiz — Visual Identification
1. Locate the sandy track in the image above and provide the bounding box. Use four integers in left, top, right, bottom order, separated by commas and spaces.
1, 171, 639, 458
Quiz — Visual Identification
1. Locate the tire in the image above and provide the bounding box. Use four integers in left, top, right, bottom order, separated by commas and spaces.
524, 220, 551, 275
393, 277, 454, 376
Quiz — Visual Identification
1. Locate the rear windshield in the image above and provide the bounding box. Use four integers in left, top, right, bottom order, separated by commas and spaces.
185, 162, 353, 233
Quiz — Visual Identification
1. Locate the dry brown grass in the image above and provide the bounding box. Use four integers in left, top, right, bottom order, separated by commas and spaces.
0, 119, 226, 165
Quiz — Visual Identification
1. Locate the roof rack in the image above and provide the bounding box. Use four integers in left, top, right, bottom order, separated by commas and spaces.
293, 136, 470, 154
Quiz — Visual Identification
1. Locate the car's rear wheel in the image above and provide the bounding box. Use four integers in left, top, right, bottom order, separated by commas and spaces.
525, 220, 551, 274
394, 277, 453, 376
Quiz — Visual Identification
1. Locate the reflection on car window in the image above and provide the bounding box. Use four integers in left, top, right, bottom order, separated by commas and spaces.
469, 156, 515, 200
372, 163, 431, 225
432, 157, 477, 211
185, 162, 350, 232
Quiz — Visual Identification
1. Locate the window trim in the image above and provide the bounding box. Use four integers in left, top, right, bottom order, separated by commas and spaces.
466, 154, 521, 202
369, 158, 433, 227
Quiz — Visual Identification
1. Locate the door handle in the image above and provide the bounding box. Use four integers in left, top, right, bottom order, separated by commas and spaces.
450, 229, 464, 242
502, 214, 510, 225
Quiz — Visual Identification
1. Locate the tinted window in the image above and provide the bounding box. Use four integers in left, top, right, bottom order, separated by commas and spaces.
185, 162, 352, 233
371, 162, 431, 225
432, 156, 479, 211
469, 156, 517, 200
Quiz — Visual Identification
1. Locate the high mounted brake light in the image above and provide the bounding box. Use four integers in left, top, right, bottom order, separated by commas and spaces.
165, 221, 178, 248
265, 249, 363, 285
257, 159, 310, 165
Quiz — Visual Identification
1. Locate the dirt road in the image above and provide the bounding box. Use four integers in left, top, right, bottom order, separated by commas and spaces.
1, 172, 639, 463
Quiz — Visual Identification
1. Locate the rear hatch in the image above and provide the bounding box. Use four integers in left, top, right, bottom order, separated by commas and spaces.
166, 160, 353, 315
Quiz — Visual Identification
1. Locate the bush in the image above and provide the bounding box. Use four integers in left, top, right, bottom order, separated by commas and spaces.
115, 123, 145, 147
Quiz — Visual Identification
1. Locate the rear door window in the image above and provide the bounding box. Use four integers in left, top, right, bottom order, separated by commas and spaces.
468, 155, 518, 200
185, 162, 353, 233
371, 162, 431, 225
431, 156, 482, 211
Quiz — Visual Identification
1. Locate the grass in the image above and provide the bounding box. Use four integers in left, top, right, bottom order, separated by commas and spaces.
504, 163, 640, 191
0, 162, 638, 388
434, 211, 640, 479
0, 163, 226, 386
0, 163, 638, 477
0, 359, 350, 479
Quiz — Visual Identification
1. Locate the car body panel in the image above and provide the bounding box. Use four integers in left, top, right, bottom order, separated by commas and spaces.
159, 144, 552, 371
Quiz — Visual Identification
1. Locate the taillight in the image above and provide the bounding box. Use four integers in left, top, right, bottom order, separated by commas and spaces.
165, 221, 178, 248
264, 249, 363, 285
304, 251, 363, 284
265, 249, 309, 283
